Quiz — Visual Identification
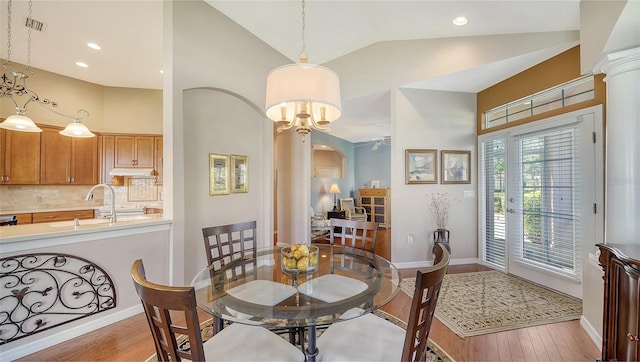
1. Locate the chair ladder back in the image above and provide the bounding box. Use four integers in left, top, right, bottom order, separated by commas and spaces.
202, 221, 257, 269
132, 259, 206, 362
401, 244, 450, 362
329, 218, 379, 252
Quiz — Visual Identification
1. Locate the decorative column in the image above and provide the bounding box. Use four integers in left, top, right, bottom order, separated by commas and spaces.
597, 47, 640, 245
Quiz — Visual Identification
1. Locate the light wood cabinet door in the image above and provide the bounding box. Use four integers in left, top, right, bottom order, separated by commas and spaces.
40, 127, 72, 184
41, 127, 98, 185
114, 135, 155, 168
32, 209, 96, 223
0, 128, 41, 184
71, 136, 98, 185
154, 137, 163, 184
100, 135, 115, 184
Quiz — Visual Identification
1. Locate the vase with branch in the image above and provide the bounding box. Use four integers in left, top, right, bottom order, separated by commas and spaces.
428, 192, 452, 253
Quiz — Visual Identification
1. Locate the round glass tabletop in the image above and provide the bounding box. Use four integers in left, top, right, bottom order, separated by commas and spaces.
191, 244, 401, 328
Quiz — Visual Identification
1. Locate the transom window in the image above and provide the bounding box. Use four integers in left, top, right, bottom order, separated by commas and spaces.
485, 76, 594, 130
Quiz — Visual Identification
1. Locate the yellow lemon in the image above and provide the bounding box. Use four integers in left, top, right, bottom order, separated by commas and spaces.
284, 257, 297, 270
310, 254, 319, 267
297, 257, 309, 272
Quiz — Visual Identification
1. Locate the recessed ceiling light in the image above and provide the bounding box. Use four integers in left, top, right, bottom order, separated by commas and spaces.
87, 42, 101, 50
160, 70, 164, 74
76, 62, 89, 68
453, 16, 468, 26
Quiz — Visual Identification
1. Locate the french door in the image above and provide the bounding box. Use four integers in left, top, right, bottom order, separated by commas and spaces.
479, 106, 603, 298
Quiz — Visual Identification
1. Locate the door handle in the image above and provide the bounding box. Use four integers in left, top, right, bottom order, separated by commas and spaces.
507, 208, 516, 213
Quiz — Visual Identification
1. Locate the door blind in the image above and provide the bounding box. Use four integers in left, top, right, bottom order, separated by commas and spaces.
480, 136, 506, 269
510, 124, 582, 280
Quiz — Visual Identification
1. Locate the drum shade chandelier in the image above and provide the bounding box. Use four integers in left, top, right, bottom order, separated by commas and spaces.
0, 0, 94, 137
265, 0, 341, 142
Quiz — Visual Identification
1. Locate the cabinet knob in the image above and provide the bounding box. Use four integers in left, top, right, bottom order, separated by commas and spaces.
628, 333, 639, 342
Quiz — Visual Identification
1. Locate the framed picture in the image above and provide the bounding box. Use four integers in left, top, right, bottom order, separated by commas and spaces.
441, 150, 471, 184
405, 149, 437, 184
230, 154, 248, 193
209, 153, 229, 195
370, 180, 380, 188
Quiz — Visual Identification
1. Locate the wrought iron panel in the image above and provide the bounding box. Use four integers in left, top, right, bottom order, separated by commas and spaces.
0, 253, 116, 344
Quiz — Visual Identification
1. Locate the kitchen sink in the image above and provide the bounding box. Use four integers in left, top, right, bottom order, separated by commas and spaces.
48, 215, 153, 228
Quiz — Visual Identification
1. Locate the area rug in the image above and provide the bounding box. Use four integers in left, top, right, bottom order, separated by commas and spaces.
400, 270, 582, 338
146, 310, 454, 361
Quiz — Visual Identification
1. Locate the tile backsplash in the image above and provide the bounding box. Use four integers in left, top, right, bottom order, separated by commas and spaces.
0, 180, 163, 213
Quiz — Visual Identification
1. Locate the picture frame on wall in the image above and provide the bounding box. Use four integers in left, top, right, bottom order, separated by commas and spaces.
209, 153, 229, 195
230, 154, 248, 193
405, 149, 437, 184
441, 150, 471, 184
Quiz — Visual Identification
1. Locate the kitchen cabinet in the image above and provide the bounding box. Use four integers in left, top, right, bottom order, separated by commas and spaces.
40, 126, 98, 185
0, 213, 33, 225
0, 128, 41, 184
154, 136, 163, 184
359, 188, 391, 228
32, 209, 96, 224
100, 135, 116, 184
114, 135, 154, 168
598, 243, 640, 362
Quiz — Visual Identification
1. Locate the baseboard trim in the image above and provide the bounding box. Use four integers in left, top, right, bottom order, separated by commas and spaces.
580, 315, 602, 351
394, 257, 479, 269
0, 305, 143, 361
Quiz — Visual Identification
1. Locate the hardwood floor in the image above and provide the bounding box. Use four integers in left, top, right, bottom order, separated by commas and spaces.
18, 229, 600, 361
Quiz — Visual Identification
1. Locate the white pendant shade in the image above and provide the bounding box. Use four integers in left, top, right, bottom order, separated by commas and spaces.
0, 114, 43, 132
59, 121, 96, 138
265, 63, 342, 123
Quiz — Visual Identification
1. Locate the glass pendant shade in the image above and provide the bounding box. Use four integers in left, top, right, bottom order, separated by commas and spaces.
59, 121, 96, 138
265, 63, 342, 124
0, 114, 43, 132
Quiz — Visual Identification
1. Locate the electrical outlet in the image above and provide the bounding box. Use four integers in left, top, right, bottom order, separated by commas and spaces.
408, 233, 414, 243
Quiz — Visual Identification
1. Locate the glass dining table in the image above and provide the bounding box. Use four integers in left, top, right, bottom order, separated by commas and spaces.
191, 244, 401, 362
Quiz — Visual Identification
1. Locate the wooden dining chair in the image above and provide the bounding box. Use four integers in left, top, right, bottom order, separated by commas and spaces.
316, 243, 450, 362
131, 259, 305, 362
202, 220, 257, 271
329, 218, 379, 253
202, 221, 302, 343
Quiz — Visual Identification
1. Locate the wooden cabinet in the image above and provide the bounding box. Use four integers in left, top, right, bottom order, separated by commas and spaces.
154, 137, 163, 184
0, 128, 41, 184
32, 209, 96, 223
0, 213, 33, 225
114, 135, 155, 168
359, 188, 391, 228
40, 127, 98, 185
99, 135, 116, 184
597, 243, 640, 362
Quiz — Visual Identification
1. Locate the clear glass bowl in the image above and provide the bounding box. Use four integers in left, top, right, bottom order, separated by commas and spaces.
281, 244, 319, 274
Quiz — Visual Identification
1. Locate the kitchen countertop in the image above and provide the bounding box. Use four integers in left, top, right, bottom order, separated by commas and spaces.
0, 206, 101, 215
0, 214, 172, 247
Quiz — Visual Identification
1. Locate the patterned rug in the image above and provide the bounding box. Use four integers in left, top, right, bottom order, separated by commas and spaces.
146, 310, 454, 361
400, 270, 583, 338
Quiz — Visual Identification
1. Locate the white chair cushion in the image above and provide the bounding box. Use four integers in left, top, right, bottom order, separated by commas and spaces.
317, 312, 405, 361
203, 323, 305, 361
297, 274, 368, 303
226, 279, 297, 306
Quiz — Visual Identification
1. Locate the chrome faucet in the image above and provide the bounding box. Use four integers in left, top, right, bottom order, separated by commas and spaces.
85, 184, 117, 224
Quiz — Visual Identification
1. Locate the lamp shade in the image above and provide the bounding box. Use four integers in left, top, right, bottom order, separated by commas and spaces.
59, 121, 96, 138
265, 63, 342, 123
329, 184, 341, 194
0, 114, 43, 132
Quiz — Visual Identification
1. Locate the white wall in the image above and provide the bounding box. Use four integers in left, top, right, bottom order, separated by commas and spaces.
391, 88, 477, 266
169, 1, 287, 283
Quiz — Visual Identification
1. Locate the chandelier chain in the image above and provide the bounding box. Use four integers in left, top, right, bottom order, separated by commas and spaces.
299, 0, 308, 62
6, 0, 11, 62
26, 0, 32, 70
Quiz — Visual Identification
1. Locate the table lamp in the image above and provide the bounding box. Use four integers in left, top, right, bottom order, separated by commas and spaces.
329, 184, 341, 211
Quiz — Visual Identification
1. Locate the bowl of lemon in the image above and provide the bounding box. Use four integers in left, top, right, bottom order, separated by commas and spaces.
281, 244, 319, 274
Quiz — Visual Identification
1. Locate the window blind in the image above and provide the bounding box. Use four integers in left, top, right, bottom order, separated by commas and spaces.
510, 125, 582, 281
479, 136, 507, 269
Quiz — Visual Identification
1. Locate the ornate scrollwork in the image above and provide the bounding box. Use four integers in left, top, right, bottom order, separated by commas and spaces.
0, 254, 116, 344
